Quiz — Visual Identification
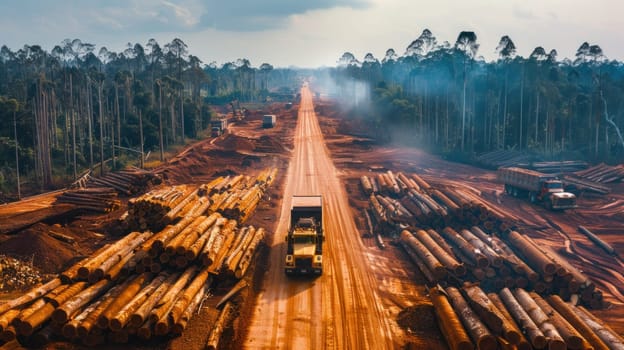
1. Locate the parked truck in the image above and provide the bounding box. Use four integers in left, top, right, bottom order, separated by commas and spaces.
262, 114, 276, 128
210, 119, 228, 137
497, 167, 577, 210
285, 195, 324, 275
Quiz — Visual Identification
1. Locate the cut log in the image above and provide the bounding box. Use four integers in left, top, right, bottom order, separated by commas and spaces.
429, 286, 473, 350
462, 284, 504, 334
512, 288, 566, 350
531, 292, 585, 349
97, 272, 152, 329
546, 295, 609, 350
441, 227, 489, 268
235, 228, 265, 279
499, 288, 547, 349
205, 301, 234, 350
487, 293, 530, 349
171, 283, 209, 336
129, 272, 181, 328
400, 230, 447, 280
507, 230, 556, 275
445, 287, 497, 350
575, 305, 624, 350
77, 232, 142, 280
0, 309, 20, 332
149, 266, 198, 323
169, 269, 211, 326
413, 229, 465, 276
0, 278, 61, 315
109, 273, 169, 331
62, 296, 104, 338
53, 278, 113, 324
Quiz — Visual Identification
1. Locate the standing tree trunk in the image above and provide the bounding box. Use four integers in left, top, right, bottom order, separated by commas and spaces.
139, 110, 144, 169
13, 106, 21, 200
157, 81, 164, 161
98, 82, 105, 176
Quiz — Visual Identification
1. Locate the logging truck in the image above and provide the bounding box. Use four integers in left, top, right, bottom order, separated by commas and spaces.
497, 167, 577, 210
285, 195, 324, 275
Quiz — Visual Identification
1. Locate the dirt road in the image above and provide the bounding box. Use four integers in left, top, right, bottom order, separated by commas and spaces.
243, 86, 396, 349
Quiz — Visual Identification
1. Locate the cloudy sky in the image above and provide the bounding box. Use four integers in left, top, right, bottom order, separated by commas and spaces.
1, 0, 622, 68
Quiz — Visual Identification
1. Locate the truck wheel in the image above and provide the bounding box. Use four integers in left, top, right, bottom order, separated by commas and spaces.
529, 192, 537, 203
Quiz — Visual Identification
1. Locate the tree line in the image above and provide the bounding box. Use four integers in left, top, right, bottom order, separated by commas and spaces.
326, 29, 624, 162
0, 38, 298, 199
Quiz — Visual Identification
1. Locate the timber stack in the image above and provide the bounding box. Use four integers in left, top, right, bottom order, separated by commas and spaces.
85, 167, 161, 196
430, 284, 624, 350
400, 226, 606, 309
0, 167, 277, 347
124, 185, 197, 231
55, 188, 121, 213
475, 150, 536, 169
360, 171, 514, 234
574, 163, 624, 184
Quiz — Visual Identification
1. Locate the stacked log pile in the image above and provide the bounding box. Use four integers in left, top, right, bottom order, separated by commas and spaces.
430, 284, 624, 350
0, 168, 277, 347
530, 161, 588, 174
361, 171, 513, 234
574, 163, 624, 184
55, 188, 121, 213
400, 227, 605, 309
562, 175, 611, 195
124, 185, 197, 231
475, 150, 537, 169
84, 167, 161, 196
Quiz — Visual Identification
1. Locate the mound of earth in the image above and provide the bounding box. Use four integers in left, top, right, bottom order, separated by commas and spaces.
217, 134, 255, 152
0, 223, 81, 274
0, 255, 53, 292
254, 135, 287, 153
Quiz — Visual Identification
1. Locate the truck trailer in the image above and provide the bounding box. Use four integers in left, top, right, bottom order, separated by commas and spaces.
497, 167, 577, 210
285, 195, 324, 275
210, 119, 228, 137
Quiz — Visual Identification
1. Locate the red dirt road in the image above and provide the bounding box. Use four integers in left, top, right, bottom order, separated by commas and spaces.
243, 86, 414, 349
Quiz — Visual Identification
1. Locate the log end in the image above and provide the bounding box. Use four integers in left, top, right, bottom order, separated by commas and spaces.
503, 330, 521, 345
51, 309, 68, 325
477, 335, 498, 350
61, 323, 77, 339
137, 326, 151, 340
109, 318, 124, 332
155, 320, 169, 336
531, 335, 548, 349
549, 339, 567, 350
128, 315, 144, 329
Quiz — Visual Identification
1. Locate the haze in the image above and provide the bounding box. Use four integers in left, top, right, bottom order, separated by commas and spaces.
1, 0, 622, 67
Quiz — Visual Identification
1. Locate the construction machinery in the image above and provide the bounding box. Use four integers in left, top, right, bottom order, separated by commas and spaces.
285, 195, 324, 275
497, 167, 577, 210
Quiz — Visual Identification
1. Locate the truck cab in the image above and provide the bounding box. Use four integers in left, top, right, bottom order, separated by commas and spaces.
535, 180, 576, 210
285, 196, 324, 275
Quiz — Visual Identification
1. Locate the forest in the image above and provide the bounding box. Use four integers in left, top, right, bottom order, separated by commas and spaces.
0, 38, 299, 199
325, 29, 624, 162
2, 31, 624, 200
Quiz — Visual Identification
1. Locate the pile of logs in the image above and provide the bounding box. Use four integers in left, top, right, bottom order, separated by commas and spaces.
85, 167, 161, 196
124, 185, 198, 231
475, 150, 537, 170
0, 168, 276, 347
530, 160, 588, 174
361, 171, 513, 234
562, 175, 611, 195
574, 163, 624, 184
430, 284, 624, 350
400, 227, 606, 309
55, 188, 121, 213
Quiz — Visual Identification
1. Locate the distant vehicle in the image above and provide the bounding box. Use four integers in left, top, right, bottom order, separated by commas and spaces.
210, 119, 228, 137
285, 102, 293, 109
497, 167, 577, 210
285, 195, 324, 275
262, 114, 276, 128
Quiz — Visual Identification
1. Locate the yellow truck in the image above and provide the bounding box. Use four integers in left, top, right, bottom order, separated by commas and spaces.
285, 195, 324, 275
